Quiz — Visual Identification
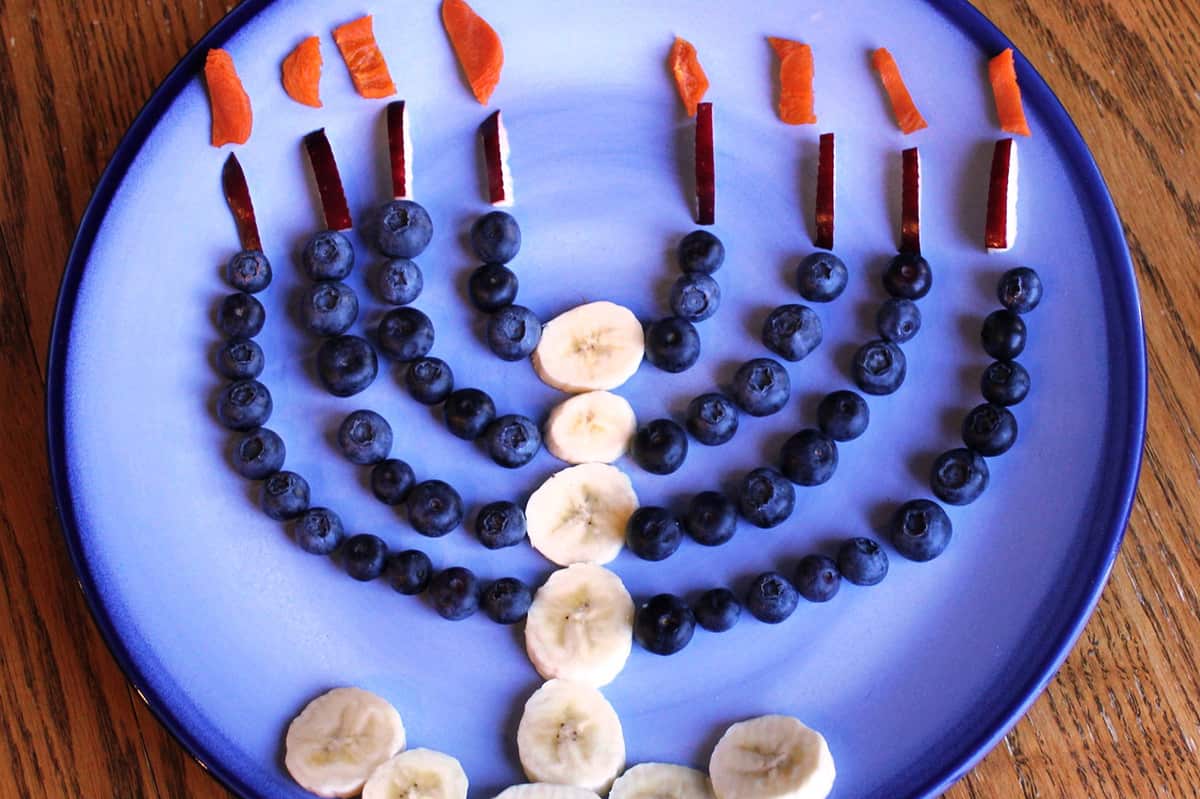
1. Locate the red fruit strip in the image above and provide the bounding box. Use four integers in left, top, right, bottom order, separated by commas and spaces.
985, 138, 1015, 251
221, 153, 261, 251
388, 100, 411, 200
695, 102, 715, 225
815, 132, 835, 249
303, 129, 353, 231
901, 147, 921, 254
479, 110, 513, 206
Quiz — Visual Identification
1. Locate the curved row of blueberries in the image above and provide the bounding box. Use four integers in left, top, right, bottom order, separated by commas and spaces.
631, 264, 1044, 656
641, 229, 726, 375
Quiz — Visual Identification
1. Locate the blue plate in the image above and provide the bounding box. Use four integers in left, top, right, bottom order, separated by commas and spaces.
47, 1, 1145, 797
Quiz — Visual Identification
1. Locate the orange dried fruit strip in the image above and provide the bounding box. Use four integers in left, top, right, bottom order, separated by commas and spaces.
768, 37, 816, 125
988, 48, 1031, 136
670, 37, 709, 117
871, 48, 927, 134
333, 15, 396, 100
204, 48, 253, 147
441, 0, 504, 105
282, 36, 323, 108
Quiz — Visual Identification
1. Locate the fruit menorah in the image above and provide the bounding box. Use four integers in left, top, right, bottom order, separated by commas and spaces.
207, 3, 1044, 797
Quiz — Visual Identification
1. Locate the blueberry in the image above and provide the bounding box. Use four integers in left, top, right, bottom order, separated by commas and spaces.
686, 393, 739, 445
731, 358, 791, 416
217, 338, 264, 380
374, 199, 433, 258
745, 572, 799, 624
428, 566, 479, 621
997, 267, 1043, 314
692, 588, 741, 632
837, 537, 889, 586
625, 507, 683, 561
795, 252, 848, 302
292, 507, 344, 555
487, 305, 542, 361
470, 211, 521, 263
780, 429, 838, 486
793, 555, 841, 602
216, 380, 272, 431
484, 414, 541, 468
474, 501, 527, 549
372, 258, 424, 305
930, 448, 989, 505
853, 340, 906, 395
226, 249, 272, 293
231, 427, 285, 479
890, 499, 953, 561
443, 388, 497, 440
817, 390, 869, 442
386, 549, 433, 595
261, 471, 310, 521
316, 335, 378, 397
301, 281, 359, 336
337, 410, 393, 465
377, 307, 435, 362
981, 309, 1026, 360
407, 480, 464, 537
883, 252, 932, 300
683, 491, 737, 546
632, 419, 688, 475
481, 577, 533, 624
342, 533, 388, 581
634, 594, 696, 655
645, 317, 701, 373
670, 274, 721, 322
981, 360, 1030, 406
302, 230, 354, 280
405, 357, 454, 405
876, 298, 922, 343
678, 230, 725, 273
762, 305, 823, 362
738, 468, 795, 528
217, 292, 265, 339
962, 403, 1018, 456
371, 459, 415, 505
468, 264, 519, 311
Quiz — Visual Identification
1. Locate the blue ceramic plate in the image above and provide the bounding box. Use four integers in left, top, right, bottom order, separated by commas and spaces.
47, 1, 1145, 797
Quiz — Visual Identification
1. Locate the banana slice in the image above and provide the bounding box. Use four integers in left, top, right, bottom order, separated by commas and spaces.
525, 463, 638, 566
284, 687, 407, 798
708, 715, 835, 799
518, 679, 626, 794
525, 563, 635, 686
544, 390, 637, 465
610, 763, 715, 799
361, 748, 468, 799
493, 786, 602, 799
532, 301, 645, 393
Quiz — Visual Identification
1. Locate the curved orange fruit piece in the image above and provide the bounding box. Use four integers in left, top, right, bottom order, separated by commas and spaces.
670, 37, 709, 117
204, 48, 252, 147
333, 15, 396, 99
768, 37, 816, 125
282, 36, 323, 108
441, 0, 504, 105
988, 48, 1031, 136
871, 48, 927, 134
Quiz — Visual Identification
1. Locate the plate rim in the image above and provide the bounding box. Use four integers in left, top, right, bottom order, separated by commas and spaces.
43, 1, 1148, 797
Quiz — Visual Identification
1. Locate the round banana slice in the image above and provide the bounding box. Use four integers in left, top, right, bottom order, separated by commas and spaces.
708, 715, 835, 799
525, 462, 638, 566
284, 687, 407, 798
361, 748, 467, 799
610, 763, 715, 799
525, 563, 635, 687
492, 785, 601, 799
517, 679, 626, 795
532, 301, 645, 393
544, 390, 637, 464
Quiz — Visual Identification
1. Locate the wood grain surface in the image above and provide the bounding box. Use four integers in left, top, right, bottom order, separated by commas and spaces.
0, 1, 1196, 797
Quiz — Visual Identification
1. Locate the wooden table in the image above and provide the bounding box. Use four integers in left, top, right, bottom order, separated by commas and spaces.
1, 1, 1196, 796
